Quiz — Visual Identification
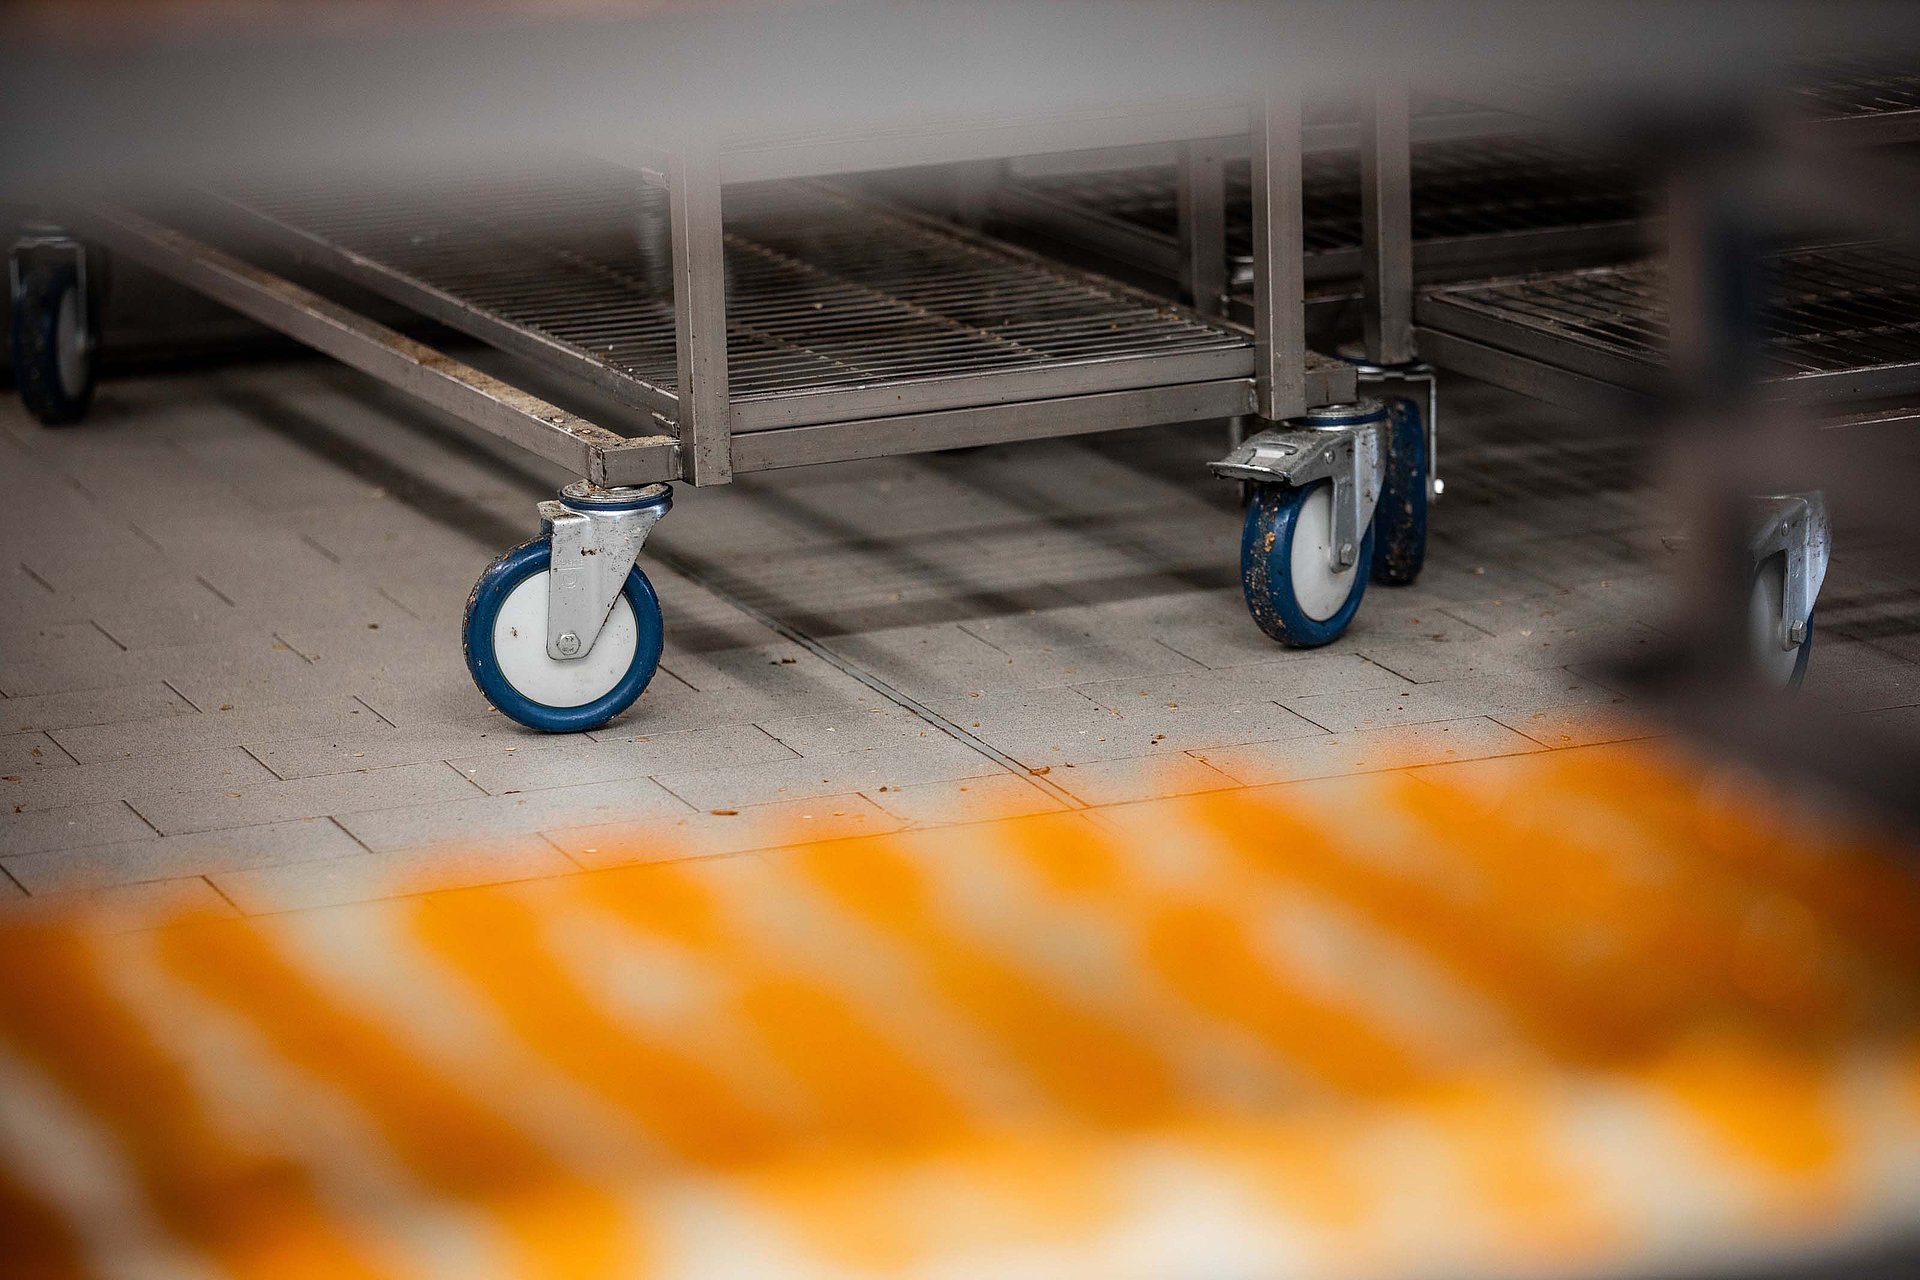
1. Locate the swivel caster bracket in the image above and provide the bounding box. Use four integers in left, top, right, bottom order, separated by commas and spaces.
1337, 345, 1442, 500
1211, 401, 1388, 573
9, 226, 91, 338
1750, 492, 1829, 651
538, 481, 671, 661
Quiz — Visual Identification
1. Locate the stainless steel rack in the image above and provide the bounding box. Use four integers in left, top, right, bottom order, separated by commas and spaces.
981, 63, 1920, 326
1788, 57, 1920, 145
206, 169, 1296, 441
1415, 240, 1920, 417
65, 87, 1365, 492
991, 133, 1646, 306
28, 91, 1398, 731
1451, 60, 1920, 150
75, 160, 1352, 493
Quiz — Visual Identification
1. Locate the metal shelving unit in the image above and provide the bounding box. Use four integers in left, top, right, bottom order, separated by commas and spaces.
991, 132, 1647, 306
1447, 60, 1920, 149
191, 168, 1320, 468
1789, 57, 1920, 145
1374, 62, 1920, 782
988, 63, 1920, 327
26, 91, 1393, 731
63, 94, 1358, 490
1416, 241, 1920, 418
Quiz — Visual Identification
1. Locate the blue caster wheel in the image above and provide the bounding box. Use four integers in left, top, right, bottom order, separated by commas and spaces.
11, 261, 96, 426
1241, 481, 1376, 647
1748, 556, 1814, 690
463, 536, 665, 732
1370, 397, 1428, 586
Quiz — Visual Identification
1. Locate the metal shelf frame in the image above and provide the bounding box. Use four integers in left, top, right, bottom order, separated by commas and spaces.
1346, 62, 1920, 421
72, 203, 682, 487
989, 132, 1650, 317
1785, 57, 1920, 145
1453, 59, 1920, 149
1414, 242, 1920, 417
76, 95, 1361, 488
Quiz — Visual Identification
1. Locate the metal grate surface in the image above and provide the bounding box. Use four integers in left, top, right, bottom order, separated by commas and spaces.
222, 164, 1250, 409
1788, 57, 1920, 120
1015, 134, 1644, 263
1419, 241, 1920, 386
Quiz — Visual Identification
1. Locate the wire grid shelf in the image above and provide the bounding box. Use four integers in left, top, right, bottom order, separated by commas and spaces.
225, 165, 1249, 406
1788, 57, 1920, 120
1014, 134, 1645, 262
1422, 241, 1920, 382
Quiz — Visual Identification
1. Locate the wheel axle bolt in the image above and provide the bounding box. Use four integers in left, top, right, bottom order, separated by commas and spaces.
1788, 620, 1807, 646
1338, 541, 1355, 566
556, 631, 582, 657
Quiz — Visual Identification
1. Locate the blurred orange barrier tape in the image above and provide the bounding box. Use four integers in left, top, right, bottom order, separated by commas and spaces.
1, 741, 1917, 1278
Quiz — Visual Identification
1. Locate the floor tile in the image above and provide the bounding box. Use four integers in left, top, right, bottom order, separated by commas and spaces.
1, 682, 196, 734
210, 840, 573, 914
452, 723, 796, 796
1191, 717, 1546, 787
551, 793, 907, 869
1282, 668, 1620, 733
336, 777, 692, 853
1044, 754, 1240, 806
865, 773, 1069, 825
0, 745, 275, 815
0, 876, 237, 925
653, 737, 1001, 810
4, 818, 366, 893
0, 731, 75, 772
130, 761, 477, 836
0, 801, 157, 858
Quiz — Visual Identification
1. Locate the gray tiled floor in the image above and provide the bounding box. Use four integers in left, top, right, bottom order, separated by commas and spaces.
3, 360, 1915, 915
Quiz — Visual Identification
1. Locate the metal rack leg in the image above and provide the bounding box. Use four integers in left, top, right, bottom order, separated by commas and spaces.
1360, 83, 1415, 366
669, 145, 734, 485
1252, 85, 1308, 421
1353, 86, 1436, 497
1176, 139, 1227, 318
